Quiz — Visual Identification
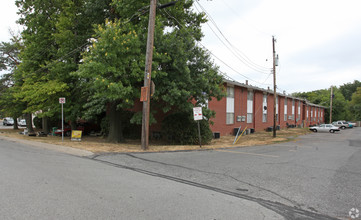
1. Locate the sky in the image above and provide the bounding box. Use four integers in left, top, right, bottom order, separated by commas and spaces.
1, 0, 360, 94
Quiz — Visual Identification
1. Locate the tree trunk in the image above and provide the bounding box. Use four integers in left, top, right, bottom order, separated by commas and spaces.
25, 113, 34, 133
13, 119, 19, 130
42, 116, 49, 133
107, 103, 124, 143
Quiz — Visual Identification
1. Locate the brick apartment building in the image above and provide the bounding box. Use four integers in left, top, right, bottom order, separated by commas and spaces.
208, 80, 326, 136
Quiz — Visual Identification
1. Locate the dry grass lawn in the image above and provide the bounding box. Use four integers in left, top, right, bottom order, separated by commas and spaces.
0, 128, 311, 153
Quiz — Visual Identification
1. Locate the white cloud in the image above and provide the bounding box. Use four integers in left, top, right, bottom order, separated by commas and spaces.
0, 1, 20, 42
198, 0, 361, 93
0, 0, 360, 93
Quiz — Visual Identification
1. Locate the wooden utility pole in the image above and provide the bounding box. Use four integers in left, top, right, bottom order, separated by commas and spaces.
141, 0, 157, 150
329, 86, 333, 124
272, 36, 277, 138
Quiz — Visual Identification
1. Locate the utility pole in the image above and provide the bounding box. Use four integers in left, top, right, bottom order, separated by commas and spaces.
141, 0, 157, 150
272, 36, 277, 138
329, 86, 333, 124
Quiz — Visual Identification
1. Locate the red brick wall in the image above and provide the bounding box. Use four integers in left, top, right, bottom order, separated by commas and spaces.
130, 82, 327, 137
209, 93, 228, 135
209, 85, 249, 136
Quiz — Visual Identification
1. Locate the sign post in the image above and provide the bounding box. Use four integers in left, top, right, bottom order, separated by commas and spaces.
193, 107, 203, 148
59, 98, 66, 142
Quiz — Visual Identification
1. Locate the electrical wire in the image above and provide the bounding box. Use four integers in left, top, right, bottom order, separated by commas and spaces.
159, 7, 272, 87
218, 0, 273, 37
194, 1, 271, 73
195, 2, 270, 72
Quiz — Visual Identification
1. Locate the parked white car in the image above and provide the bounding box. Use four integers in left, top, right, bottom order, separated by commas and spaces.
332, 121, 349, 130
3, 117, 14, 126
18, 119, 26, 127
309, 124, 340, 133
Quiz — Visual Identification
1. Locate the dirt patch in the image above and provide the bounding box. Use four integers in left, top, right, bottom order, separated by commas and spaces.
0, 128, 311, 153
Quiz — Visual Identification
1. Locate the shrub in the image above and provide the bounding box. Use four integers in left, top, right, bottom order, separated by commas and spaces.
162, 111, 213, 145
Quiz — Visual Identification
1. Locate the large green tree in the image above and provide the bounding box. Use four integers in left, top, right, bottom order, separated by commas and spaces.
340, 80, 361, 101
15, 0, 113, 132
293, 87, 349, 122
0, 34, 25, 129
349, 87, 361, 120
76, 0, 224, 143
15, 0, 64, 132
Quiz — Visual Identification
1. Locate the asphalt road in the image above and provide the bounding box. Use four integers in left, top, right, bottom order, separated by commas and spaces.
95, 127, 361, 220
1, 127, 360, 219
0, 136, 281, 219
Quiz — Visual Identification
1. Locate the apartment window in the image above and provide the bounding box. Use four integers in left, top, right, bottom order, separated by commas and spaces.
247, 90, 253, 123
292, 99, 295, 120
307, 108, 309, 120
276, 96, 279, 122
314, 108, 316, 121
226, 87, 234, 124
298, 101, 301, 120
262, 94, 267, 122
284, 97, 288, 121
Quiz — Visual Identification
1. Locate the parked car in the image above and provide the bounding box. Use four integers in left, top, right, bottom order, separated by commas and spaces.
3, 117, 14, 126
309, 124, 340, 133
54, 125, 72, 136
54, 122, 100, 137
332, 121, 349, 130
346, 121, 356, 127
18, 119, 26, 127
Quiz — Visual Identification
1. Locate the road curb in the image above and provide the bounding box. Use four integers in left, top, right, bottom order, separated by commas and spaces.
0, 135, 94, 157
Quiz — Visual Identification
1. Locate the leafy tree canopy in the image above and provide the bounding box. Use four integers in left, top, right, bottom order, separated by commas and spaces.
349, 87, 361, 120
76, 0, 224, 142
339, 80, 361, 101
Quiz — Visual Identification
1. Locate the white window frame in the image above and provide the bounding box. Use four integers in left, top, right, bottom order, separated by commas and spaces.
247, 90, 253, 123
298, 101, 301, 120
262, 94, 267, 123
226, 86, 234, 124
314, 108, 316, 121
276, 96, 279, 122
292, 99, 295, 120
284, 97, 288, 121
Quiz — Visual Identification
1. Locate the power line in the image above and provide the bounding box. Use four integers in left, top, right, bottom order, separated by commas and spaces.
218, 0, 273, 37
159, 7, 272, 87
194, 1, 271, 73
195, 1, 270, 71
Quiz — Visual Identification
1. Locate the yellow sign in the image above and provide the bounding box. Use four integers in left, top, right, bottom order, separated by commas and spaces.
71, 130, 82, 141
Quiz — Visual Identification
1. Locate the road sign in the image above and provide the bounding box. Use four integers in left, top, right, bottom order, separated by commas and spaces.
193, 107, 203, 121
59, 97, 66, 104
140, 87, 148, 102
